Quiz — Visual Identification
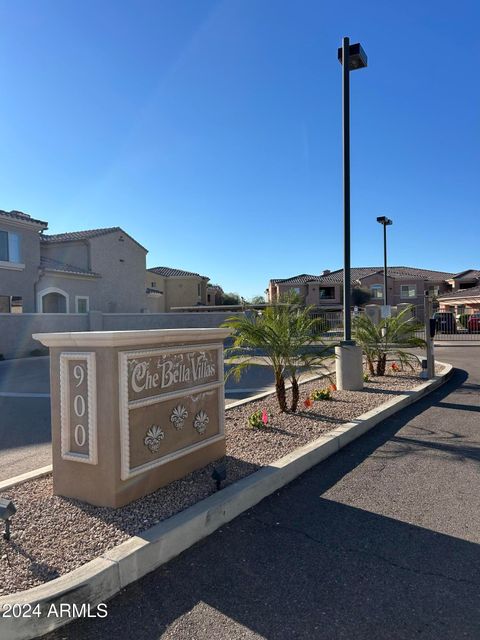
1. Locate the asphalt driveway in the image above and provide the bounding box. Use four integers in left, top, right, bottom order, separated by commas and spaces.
42, 346, 480, 640
0, 356, 284, 480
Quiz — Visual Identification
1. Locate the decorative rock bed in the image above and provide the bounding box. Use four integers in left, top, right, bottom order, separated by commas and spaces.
0, 367, 427, 596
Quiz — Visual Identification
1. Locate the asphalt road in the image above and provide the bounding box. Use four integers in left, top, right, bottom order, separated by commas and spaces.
0, 357, 51, 480
0, 357, 283, 480
41, 346, 480, 640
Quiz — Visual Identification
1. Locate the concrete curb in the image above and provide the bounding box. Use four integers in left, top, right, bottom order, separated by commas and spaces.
0, 466, 53, 492
0, 362, 452, 640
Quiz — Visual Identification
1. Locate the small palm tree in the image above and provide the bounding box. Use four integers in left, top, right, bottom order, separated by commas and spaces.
223, 297, 332, 412
353, 305, 426, 376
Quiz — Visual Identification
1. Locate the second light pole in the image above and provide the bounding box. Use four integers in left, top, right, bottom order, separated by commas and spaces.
376, 216, 393, 306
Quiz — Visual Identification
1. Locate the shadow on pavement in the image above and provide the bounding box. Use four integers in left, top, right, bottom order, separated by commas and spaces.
42, 366, 480, 640
0, 397, 51, 450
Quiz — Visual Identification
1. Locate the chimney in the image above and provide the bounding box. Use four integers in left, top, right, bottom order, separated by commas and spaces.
322, 269, 331, 276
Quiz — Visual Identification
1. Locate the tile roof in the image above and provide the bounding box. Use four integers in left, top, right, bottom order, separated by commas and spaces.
271, 267, 456, 288
41, 227, 147, 252
316, 266, 455, 284
148, 266, 209, 279
451, 269, 480, 280
271, 274, 318, 285
437, 285, 480, 300
40, 256, 99, 277
0, 209, 48, 227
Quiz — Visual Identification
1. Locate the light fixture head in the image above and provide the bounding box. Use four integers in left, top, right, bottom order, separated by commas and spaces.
377, 216, 393, 226
338, 42, 368, 70
0, 498, 16, 521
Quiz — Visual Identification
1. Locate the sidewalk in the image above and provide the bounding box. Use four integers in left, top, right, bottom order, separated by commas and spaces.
44, 347, 480, 640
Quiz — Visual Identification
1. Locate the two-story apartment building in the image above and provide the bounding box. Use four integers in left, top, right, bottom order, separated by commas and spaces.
146, 267, 209, 312
269, 266, 455, 313
39, 227, 148, 313
438, 269, 480, 313
0, 210, 48, 313
1, 209, 149, 314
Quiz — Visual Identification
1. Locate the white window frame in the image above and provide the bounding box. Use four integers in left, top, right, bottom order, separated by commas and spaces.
0, 229, 23, 268
37, 287, 70, 313
370, 284, 383, 299
400, 284, 417, 299
75, 296, 90, 313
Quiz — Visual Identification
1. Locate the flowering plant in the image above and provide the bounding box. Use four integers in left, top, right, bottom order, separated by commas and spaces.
390, 362, 400, 372
248, 409, 269, 429
304, 397, 313, 409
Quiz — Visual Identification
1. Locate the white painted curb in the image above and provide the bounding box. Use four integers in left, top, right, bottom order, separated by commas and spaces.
0, 466, 52, 493
0, 362, 452, 640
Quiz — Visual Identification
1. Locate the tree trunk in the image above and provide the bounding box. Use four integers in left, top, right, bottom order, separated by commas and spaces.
367, 356, 375, 376
376, 354, 387, 376
275, 374, 288, 412
290, 375, 299, 412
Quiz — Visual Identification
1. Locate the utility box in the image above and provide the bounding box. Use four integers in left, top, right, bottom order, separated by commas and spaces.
33, 328, 230, 508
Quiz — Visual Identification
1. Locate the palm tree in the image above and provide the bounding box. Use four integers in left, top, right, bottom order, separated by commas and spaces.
353, 305, 426, 376
222, 298, 332, 412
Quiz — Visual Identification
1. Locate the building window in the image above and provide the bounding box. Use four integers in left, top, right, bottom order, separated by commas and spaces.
11, 296, 23, 313
75, 296, 89, 313
400, 284, 417, 299
0, 296, 10, 313
0, 295, 23, 313
0, 230, 21, 263
370, 284, 383, 299
429, 285, 440, 297
151, 281, 156, 288
319, 287, 335, 300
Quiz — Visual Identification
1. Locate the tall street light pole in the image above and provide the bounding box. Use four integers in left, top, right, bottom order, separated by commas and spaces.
338, 37, 367, 342
376, 216, 393, 306
335, 37, 367, 391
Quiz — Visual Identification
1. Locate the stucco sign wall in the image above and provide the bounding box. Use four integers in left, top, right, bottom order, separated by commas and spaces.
119, 345, 224, 479
33, 328, 230, 508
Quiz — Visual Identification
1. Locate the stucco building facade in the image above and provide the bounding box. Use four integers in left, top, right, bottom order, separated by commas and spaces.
269, 266, 455, 314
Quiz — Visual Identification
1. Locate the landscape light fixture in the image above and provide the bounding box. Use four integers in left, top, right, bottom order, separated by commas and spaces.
376, 216, 393, 306
211, 463, 227, 491
337, 37, 368, 343
0, 498, 16, 541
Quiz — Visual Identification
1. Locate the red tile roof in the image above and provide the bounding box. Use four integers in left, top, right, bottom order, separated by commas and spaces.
148, 266, 209, 279
41, 227, 147, 252
0, 209, 48, 227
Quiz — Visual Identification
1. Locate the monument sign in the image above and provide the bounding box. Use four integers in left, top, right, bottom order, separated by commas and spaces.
33, 328, 230, 507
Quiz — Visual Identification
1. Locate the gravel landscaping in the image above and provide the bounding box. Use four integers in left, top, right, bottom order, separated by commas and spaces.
0, 366, 431, 596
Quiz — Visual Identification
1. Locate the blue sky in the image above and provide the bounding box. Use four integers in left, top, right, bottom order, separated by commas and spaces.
0, 1, 478, 299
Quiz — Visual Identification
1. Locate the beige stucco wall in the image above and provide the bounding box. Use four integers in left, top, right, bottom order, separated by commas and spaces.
147, 273, 208, 311
0, 219, 42, 312
41, 240, 89, 271
89, 230, 148, 312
